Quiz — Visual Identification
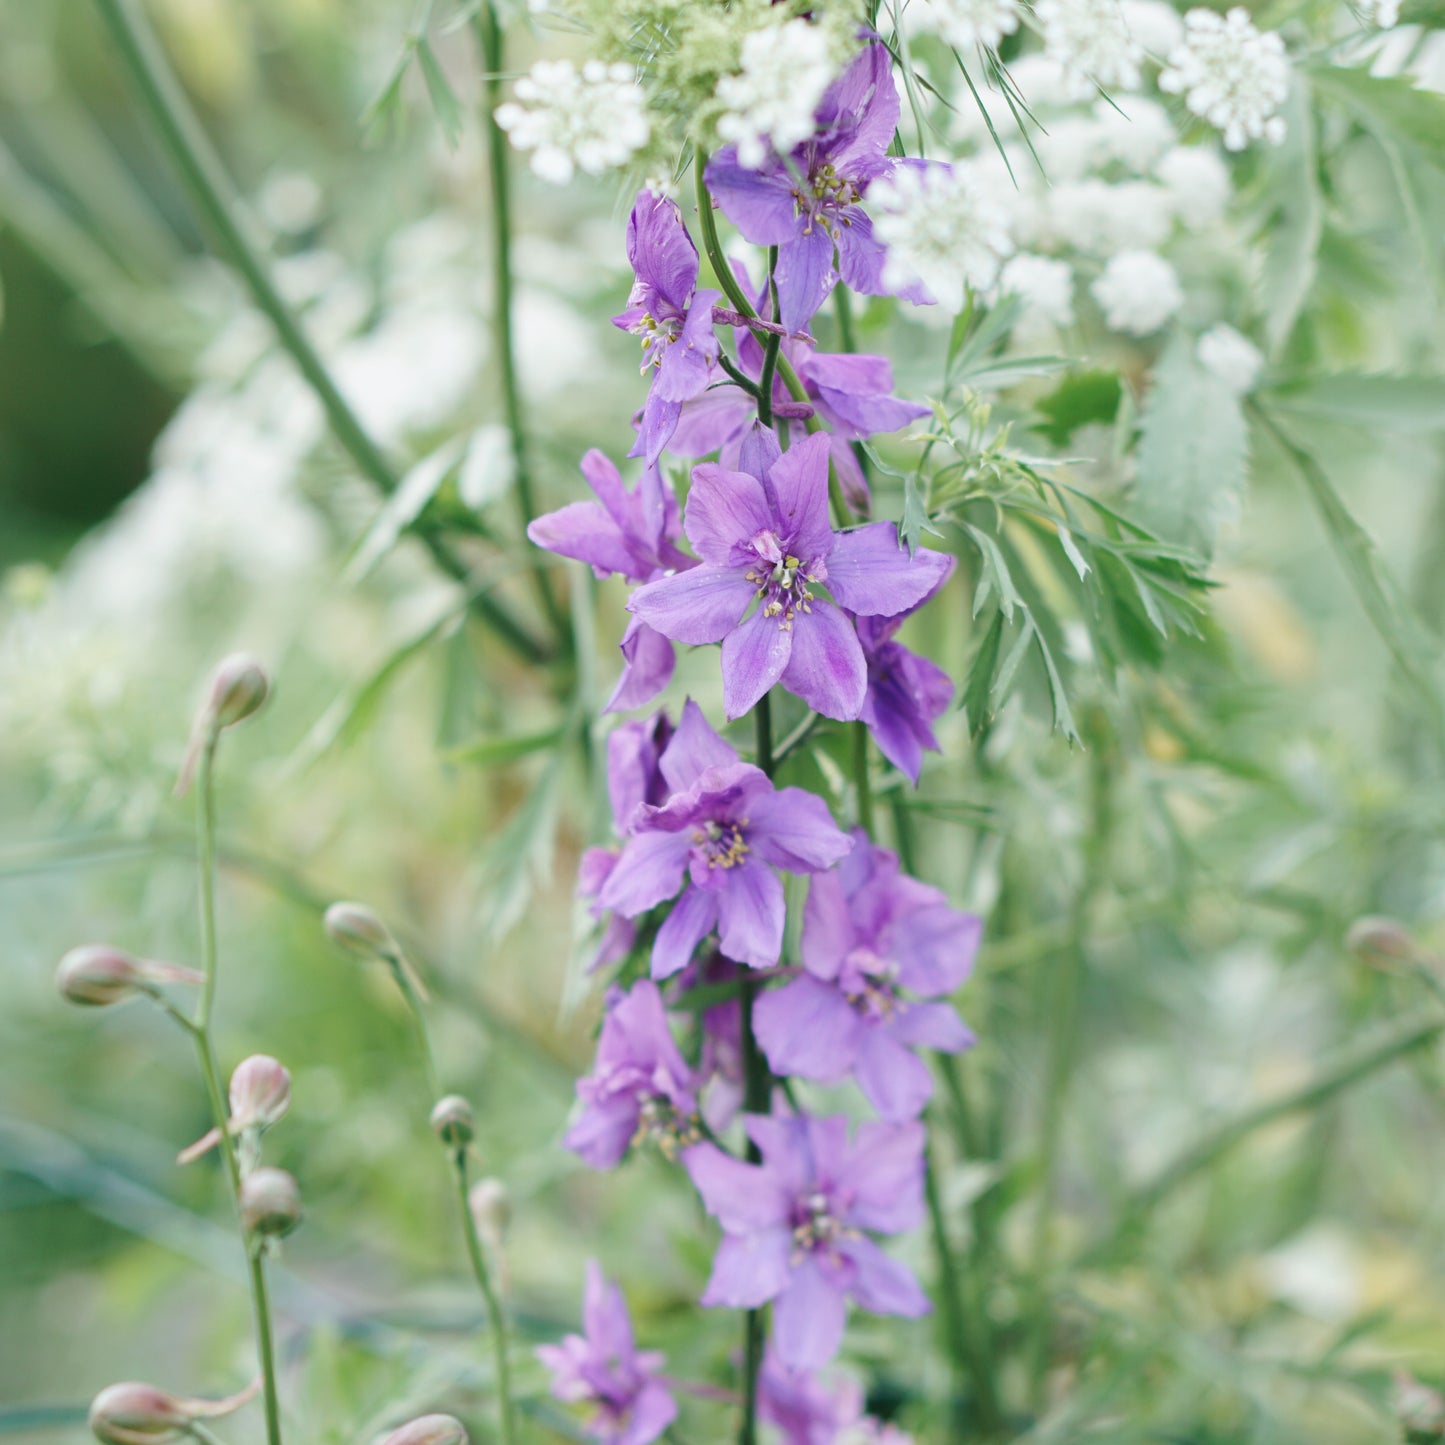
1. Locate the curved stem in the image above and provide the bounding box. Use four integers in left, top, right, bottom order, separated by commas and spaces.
91, 0, 550, 666
757, 247, 781, 429
453, 1150, 518, 1445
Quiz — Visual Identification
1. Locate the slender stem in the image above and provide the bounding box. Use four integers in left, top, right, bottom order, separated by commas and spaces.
453, 1150, 518, 1445
831, 287, 874, 506
474, 4, 570, 650
91, 0, 550, 666
194, 732, 220, 1033
757, 246, 781, 429
852, 723, 874, 836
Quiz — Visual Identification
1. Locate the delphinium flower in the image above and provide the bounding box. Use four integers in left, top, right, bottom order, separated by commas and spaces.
1034, 0, 1144, 97
565, 979, 701, 1167
494, 59, 651, 184
1090, 250, 1184, 335
1158, 8, 1290, 151
527, 450, 691, 710
716, 18, 839, 169
1196, 323, 1264, 394
868, 163, 1014, 313
595, 699, 852, 976
668, 951, 746, 1131
683, 1114, 930, 1368
577, 712, 675, 970
758, 1348, 913, 1445
538, 1260, 677, 1445
912, 0, 1022, 53
754, 832, 979, 1121
705, 43, 935, 331
612, 190, 722, 466
628, 432, 953, 721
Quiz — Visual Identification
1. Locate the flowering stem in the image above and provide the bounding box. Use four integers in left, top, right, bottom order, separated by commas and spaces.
91, 0, 551, 667
452, 1148, 518, 1445
757, 247, 782, 429
473, 3, 571, 653
852, 723, 874, 836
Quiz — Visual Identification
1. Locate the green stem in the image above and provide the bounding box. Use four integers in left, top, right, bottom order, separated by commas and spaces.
194, 732, 220, 1034
757, 246, 781, 428
453, 1150, 518, 1445
852, 723, 874, 836
92, 0, 549, 667
475, 4, 570, 651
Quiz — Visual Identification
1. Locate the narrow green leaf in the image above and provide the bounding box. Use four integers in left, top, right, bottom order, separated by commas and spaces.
1265, 373, 1445, 432
443, 724, 565, 767
964, 523, 1023, 620
1033, 626, 1080, 743
345, 435, 468, 583
415, 37, 465, 147
962, 609, 1006, 735
1310, 64, 1445, 169
1257, 74, 1322, 355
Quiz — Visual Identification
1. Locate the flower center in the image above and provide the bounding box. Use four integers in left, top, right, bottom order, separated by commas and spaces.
840, 948, 900, 1021
791, 161, 862, 237
631, 310, 682, 371
790, 1190, 849, 1260
632, 1095, 701, 1160
690, 817, 750, 870
743, 528, 825, 632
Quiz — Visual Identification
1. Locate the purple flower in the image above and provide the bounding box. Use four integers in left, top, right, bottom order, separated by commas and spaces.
704, 45, 932, 332
565, 979, 700, 1168
527, 449, 691, 712
754, 833, 979, 1121
857, 559, 955, 784
537, 1260, 678, 1445
628, 432, 951, 721
668, 951, 746, 1132
613, 190, 722, 466
596, 700, 852, 978
579, 712, 675, 970
758, 1350, 915, 1445
684, 1113, 930, 1370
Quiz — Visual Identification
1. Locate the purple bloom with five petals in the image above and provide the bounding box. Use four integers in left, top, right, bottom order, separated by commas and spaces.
537, 1260, 678, 1445
527, 450, 692, 711
705, 44, 932, 332
564, 979, 700, 1168
596, 700, 852, 978
613, 190, 722, 466
754, 832, 979, 1121
628, 431, 951, 721
683, 1113, 930, 1370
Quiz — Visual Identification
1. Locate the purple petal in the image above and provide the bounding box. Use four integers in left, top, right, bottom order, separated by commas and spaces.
700, 1227, 794, 1310
744, 1113, 815, 1197
652, 885, 719, 981
597, 830, 692, 915
800, 869, 856, 981
819, 44, 900, 174
621, 1381, 678, 1445
583, 1259, 637, 1358
779, 600, 867, 721
747, 786, 852, 873
660, 698, 740, 792
754, 976, 861, 1082
854, 1025, 935, 1121
684, 1142, 791, 1231
685, 463, 777, 566
703, 153, 800, 245
722, 609, 794, 720
772, 1260, 848, 1370
837, 1237, 931, 1317
890, 1000, 975, 1052
769, 431, 834, 564
626, 191, 700, 315
738, 421, 783, 487
527, 501, 637, 578
891, 905, 982, 996
803, 352, 931, 439
775, 228, 837, 335
716, 857, 786, 968
827, 435, 872, 515
653, 290, 722, 403
629, 565, 755, 646
606, 618, 677, 714
826, 525, 953, 617
835, 1121, 926, 1235
632, 391, 683, 468
670, 380, 753, 459
833, 211, 890, 299
564, 1095, 639, 1169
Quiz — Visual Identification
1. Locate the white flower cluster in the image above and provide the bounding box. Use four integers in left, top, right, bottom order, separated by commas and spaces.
1196, 323, 1263, 392
495, 59, 650, 185
716, 19, 836, 169
871, 162, 1014, 312
1034, 0, 1143, 98
911, 0, 1022, 53
1356, 0, 1402, 26
1090, 249, 1183, 334
998, 253, 1076, 335
1159, 8, 1290, 151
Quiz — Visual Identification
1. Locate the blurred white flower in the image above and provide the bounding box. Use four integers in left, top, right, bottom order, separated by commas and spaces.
1043, 179, 1172, 255
1091, 95, 1177, 171
1357, 0, 1402, 26
912, 0, 1022, 53
1091, 249, 1182, 333
1003, 54, 1076, 107
1197, 323, 1263, 393
1121, 0, 1186, 56
716, 19, 835, 168
257, 169, 323, 235
871, 162, 1014, 311
1154, 143, 1233, 229
1259, 1226, 1362, 1321
998, 253, 1076, 332
495, 59, 650, 184
1035, 0, 1143, 97
1159, 8, 1290, 151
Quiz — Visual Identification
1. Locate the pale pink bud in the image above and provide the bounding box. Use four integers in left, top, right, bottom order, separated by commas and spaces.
468, 1178, 511, 1246
57, 945, 203, 1008
380, 1415, 469, 1445
88, 1379, 258, 1444
431, 1095, 474, 1149
1345, 915, 1420, 969
324, 901, 429, 1001
239, 1166, 302, 1238
1394, 1368, 1445, 1436
179, 1055, 292, 1165
175, 653, 270, 795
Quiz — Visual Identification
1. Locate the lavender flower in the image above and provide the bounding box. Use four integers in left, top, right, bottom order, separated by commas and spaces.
704, 43, 932, 331
527, 450, 691, 711
565, 979, 700, 1168
596, 700, 852, 977
758, 1349, 870, 1445
628, 432, 951, 721
537, 1260, 678, 1445
683, 1114, 930, 1369
754, 834, 978, 1121
613, 190, 722, 465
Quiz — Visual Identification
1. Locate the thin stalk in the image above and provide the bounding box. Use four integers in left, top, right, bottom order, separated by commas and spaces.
474, 4, 570, 650
91, 0, 549, 666
852, 723, 875, 836
831, 287, 874, 504
453, 1150, 518, 1445
757, 246, 782, 428
194, 733, 220, 1033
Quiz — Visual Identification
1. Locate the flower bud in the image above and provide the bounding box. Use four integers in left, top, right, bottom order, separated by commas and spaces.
324, 901, 430, 1001
1345, 915, 1420, 969
468, 1178, 511, 1247
207, 653, 270, 730
179, 1055, 292, 1165
380, 1415, 469, 1445
239, 1167, 302, 1238
1395, 1369, 1445, 1439
431, 1095, 474, 1149
88, 1378, 258, 1444
57, 946, 203, 1008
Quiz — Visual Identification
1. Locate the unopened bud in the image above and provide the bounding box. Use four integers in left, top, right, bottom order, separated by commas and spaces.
324, 901, 429, 1001
239, 1167, 302, 1238
468, 1177, 511, 1246
179, 1055, 292, 1166
380, 1415, 469, 1445
1395, 1369, 1445, 1439
88, 1379, 258, 1444
431, 1095, 474, 1148
57, 945, 203, 1008
207, 653, 270, 730
1345, 915, 1420, 969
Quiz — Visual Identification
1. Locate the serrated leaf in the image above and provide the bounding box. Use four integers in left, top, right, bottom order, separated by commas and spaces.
1133, 333, 1247, 560
962, 609, 1006, 735
1265, 374, 1445, 432
964, 523, 1023, 620
1034, 625, 1080, 743
345, 435, 468, 583
1057, 526, 1090, 581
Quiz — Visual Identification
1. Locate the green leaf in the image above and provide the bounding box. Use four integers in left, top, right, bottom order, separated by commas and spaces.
964, 523, 1024, 619
946, 294, 1023, 387
1265, 374, 1445, 432
414, 36, 465, 147
1257, 74, 1322, 355
961, 609, 1006, 735
1033, 369, 1122, 447
1310, 64, 1445, 169
1133, 334, 1248, 560
345, 435, 468, 583
443, 724, 565, 767
475, 746, 567, 946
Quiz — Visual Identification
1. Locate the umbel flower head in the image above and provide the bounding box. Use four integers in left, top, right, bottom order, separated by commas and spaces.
684, 1114, 930, 1369
595, 699, 852, 977
1035, 0, 1143, 96
1160, 8, 1290, 151
628, 431, 952, 721
715, 17, 838, 170
537, 1260, 677, 1445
